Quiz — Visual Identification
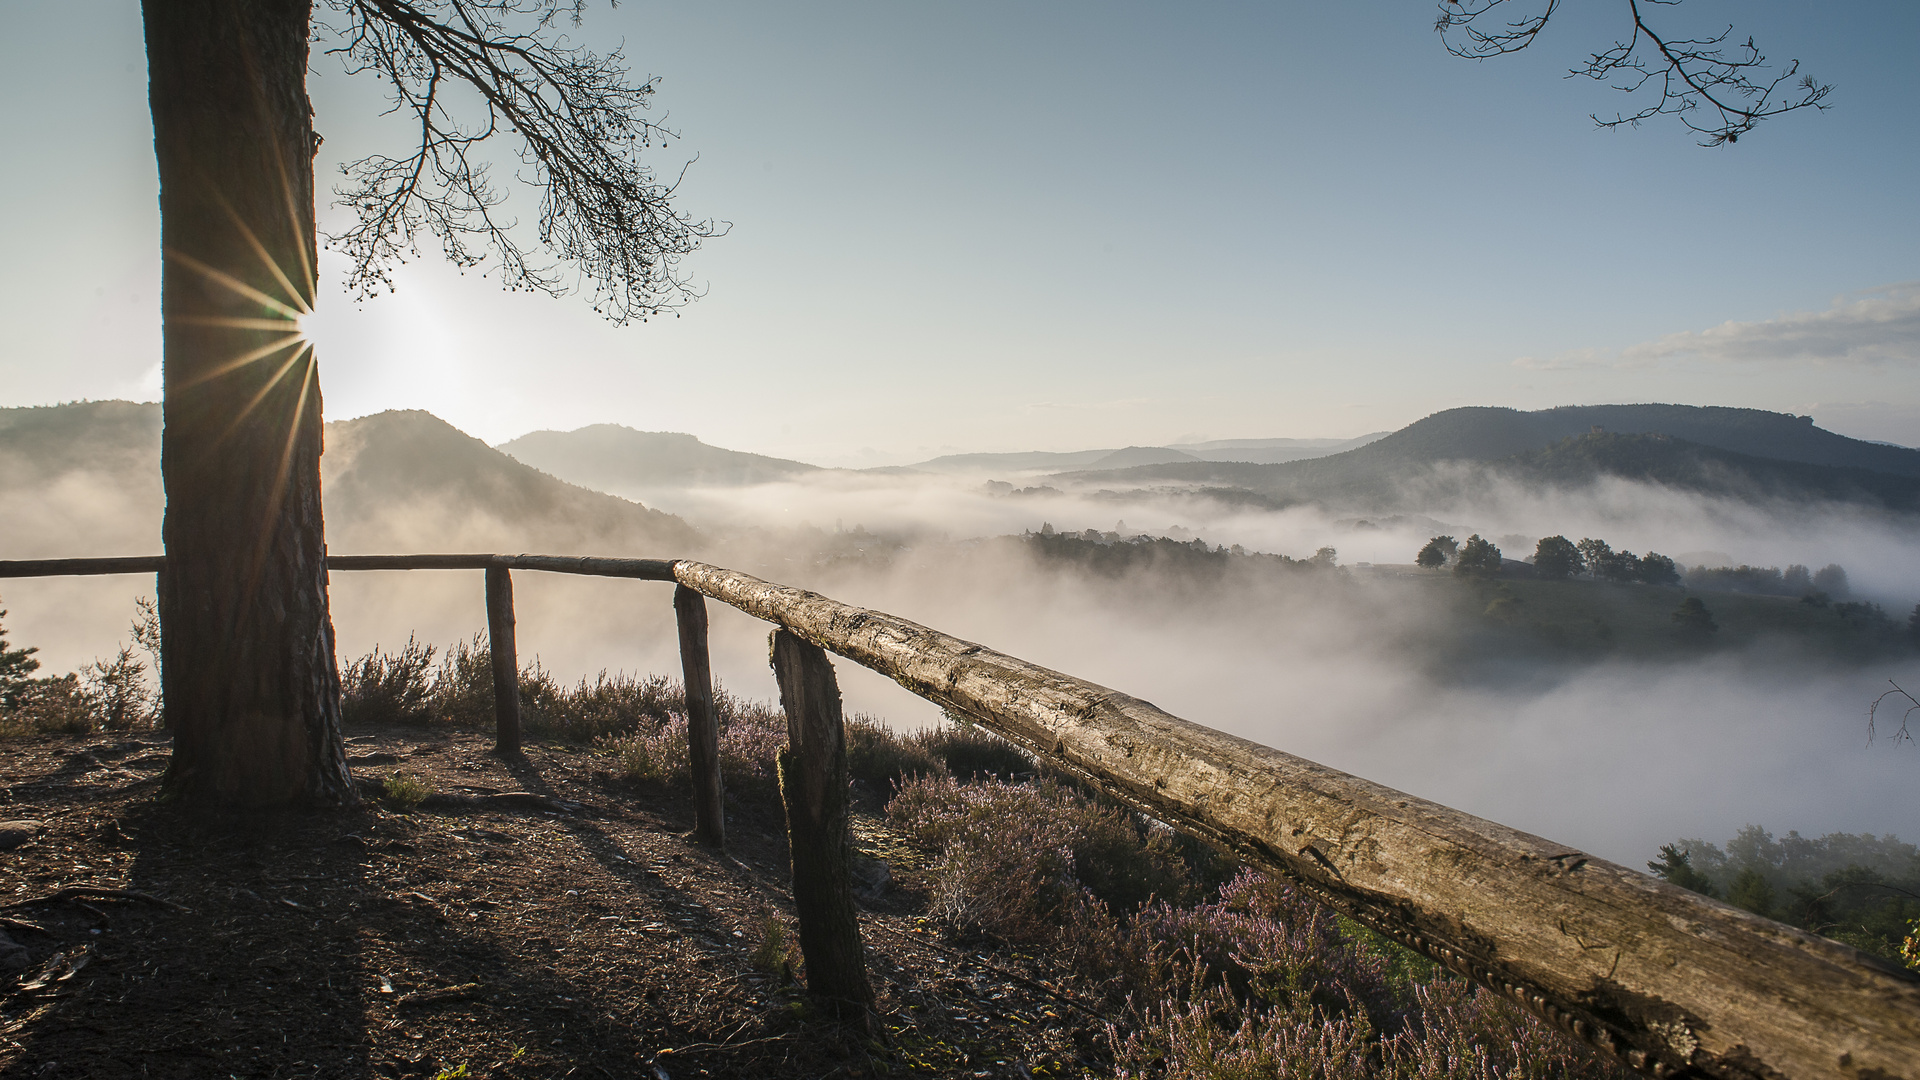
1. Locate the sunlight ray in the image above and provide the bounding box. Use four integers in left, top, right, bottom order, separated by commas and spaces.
176, 316, 304, 332
216, 193, 311, 315
165, 249, 305, 321
215, 340, 312, 447
271, 147, 318, 304
254, 353, 316, 587
177, 333, 308, 390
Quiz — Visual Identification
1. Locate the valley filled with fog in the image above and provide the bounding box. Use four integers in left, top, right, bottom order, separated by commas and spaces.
4, 401, 1918, 870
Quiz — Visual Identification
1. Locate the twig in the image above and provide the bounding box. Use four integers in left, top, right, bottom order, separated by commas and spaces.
654, 1033, 795, 1056
0, 887, 185, 915
395, 981, 485, 1007
1868, 680, 1917, 747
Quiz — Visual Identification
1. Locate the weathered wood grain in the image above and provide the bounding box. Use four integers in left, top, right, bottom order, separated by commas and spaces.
0, 557, 169, 578
770, 628, 873, 1021
484, 565, 521, 754
672, 559, 1920, 1080
675, 585, 726, 849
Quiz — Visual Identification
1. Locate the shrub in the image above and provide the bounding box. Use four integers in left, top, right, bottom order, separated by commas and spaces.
0, 674, 94, 736
749, 909, 800, 983
1672, 597, 1718, 638
0, 601, 42, 711
382, 771, 430, 809
594, 717, 689, 785
714, 688, 787, 803
920, 714, 1032, 781
1381, 978, 1628, 1080
84, 646, 158, 731
889, 776, 1193, 943
845, 714, 948, 794
525, 669, 679, 742
341, 636, 437, 726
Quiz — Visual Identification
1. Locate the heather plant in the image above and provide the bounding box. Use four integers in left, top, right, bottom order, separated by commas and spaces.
921, 712, 1033, 781
523, 668, 678, 742
889, 776, 1193, 943
845, 713, 948, 793
340, 636, 438, 726
1380, 978, 1629, 1080
595, 717, 689, 785
713, 687, 787, 803
1108, 984, 1378, 1080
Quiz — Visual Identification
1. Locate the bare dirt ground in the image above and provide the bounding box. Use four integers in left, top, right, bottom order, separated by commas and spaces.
0, 727, 1099, 1079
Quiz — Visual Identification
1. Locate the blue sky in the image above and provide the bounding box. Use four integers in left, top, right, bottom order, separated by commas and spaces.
1, 0, 1915, 464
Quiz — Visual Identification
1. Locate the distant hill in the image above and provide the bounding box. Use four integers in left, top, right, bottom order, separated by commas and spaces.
0, 402, 698, 558
910, 432, 1387, 473
909, 449, 1118, 473
1499, 432, 1920, 512
498, 424, 818, 491
1086, 446, 1199, 469
328, 412, 698, 554
0, 401, 166, 558
1340, 404, 1920, 477
1050, 405, 1920, 513
1171, 432, 1390, 464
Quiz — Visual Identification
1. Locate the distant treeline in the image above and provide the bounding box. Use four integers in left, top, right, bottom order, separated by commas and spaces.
1651, 827, 1920, 966
1025, 525, 1337, 577
1685, 562, 1849, 598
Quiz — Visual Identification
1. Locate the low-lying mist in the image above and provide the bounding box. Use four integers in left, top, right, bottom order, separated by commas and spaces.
5, 457, 1917, 873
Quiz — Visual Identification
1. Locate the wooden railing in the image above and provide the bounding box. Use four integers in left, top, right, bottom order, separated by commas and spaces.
3, 553, 1917, 1080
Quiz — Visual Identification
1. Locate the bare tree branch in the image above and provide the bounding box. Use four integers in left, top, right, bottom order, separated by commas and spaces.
1868, 680, 1917, 748
318, 0, 724, 323
1435, 0, 1832, 146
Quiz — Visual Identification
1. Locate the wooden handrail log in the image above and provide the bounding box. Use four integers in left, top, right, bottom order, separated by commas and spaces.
1, 555, 680, 578
325, 553, 498, 571
669, 559, 1920, 1080
0, 556, 168, 578
491, 554, 677, 580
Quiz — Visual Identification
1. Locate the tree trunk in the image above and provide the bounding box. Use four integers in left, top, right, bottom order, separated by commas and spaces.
145, 0, 353, 807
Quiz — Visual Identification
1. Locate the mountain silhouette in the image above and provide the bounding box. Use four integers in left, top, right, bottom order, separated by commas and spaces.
498, 424, 818, 491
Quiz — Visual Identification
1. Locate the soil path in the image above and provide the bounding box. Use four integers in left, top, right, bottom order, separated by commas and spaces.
0, 728, 1096, 1079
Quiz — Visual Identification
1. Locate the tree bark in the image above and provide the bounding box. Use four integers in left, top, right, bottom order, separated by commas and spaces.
145, 0, 353, 807
769, 629, 872, 1021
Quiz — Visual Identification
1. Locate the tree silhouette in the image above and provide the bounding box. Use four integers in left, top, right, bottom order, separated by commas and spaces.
1416, 535, 1458, 570
1531, 535, 1582, 581
1672, 596, 1718, 640
1452, 534, 1503, 579
1435, 0, 1831, 146
143, 0, 713, 807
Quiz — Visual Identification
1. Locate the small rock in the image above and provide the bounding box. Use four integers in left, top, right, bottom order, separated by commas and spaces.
0, 820, 42, 851
852, 855, 891, 898
0, 930, 30, 975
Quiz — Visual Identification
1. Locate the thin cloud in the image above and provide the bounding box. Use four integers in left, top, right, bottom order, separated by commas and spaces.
1515, 283, 1920, 370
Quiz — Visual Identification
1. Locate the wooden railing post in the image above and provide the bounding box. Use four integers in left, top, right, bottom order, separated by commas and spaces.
769, 628, 872, 1022
674, 584, 725, 848
484, 563, 521, 753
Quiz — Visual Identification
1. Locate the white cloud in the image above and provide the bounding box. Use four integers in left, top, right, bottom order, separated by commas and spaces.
1515, 282, 1920, 370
